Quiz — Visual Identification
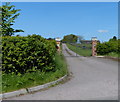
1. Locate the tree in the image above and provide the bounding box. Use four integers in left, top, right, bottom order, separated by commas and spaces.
47, 38, 54, 40
62, 34, 78, 43
113, 36, 117, 40
0, 2, 24, 36
109, 36, 117, 42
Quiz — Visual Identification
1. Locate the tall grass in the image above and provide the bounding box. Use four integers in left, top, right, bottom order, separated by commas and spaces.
104, 52, 119, 58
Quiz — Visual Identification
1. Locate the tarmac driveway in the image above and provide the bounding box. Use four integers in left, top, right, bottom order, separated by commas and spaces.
6, 44, 118, 100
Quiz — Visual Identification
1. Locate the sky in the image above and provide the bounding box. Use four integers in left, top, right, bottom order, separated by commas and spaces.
2, 2, 118, 42
1, 0, 120, 2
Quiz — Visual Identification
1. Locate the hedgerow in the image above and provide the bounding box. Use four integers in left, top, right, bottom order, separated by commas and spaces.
96, 39, 120, 55
2, 34, 57, 74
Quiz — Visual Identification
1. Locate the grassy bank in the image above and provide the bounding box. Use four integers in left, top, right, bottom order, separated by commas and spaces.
98, 52, 119, 58
66, 43, 92, 57
2, 53, 68, 93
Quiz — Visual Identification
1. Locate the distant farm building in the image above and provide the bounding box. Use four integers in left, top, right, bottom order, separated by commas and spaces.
80, 40, 92, 44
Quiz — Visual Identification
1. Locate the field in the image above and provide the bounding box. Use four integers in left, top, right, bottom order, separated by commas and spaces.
66, 43, 92, 57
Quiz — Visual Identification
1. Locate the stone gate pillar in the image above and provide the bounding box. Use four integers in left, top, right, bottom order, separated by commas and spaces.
55, 37, 61, 53
92, 37, 98, 56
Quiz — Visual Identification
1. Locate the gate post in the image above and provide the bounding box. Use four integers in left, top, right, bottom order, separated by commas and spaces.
92, 37, 98, 56
55, 37, 61, 53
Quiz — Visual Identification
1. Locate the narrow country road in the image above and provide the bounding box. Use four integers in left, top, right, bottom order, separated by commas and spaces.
6, 44, 118, 100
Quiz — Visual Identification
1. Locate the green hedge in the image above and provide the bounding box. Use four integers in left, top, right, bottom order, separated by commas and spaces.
2, 34, 57, 74
96, 39, 120, 55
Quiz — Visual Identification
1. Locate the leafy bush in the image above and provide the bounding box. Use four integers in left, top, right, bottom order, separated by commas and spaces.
2, 34, 57, 74
2, 53, 68, 93
97, 38, 120, 55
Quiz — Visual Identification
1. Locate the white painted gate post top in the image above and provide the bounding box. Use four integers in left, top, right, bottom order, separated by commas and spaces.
91, 37, 97, 41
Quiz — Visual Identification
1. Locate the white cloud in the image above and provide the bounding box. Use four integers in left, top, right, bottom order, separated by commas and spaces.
97, 30, 109, 33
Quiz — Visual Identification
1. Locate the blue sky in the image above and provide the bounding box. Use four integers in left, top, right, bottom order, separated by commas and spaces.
3, 2, 118, 42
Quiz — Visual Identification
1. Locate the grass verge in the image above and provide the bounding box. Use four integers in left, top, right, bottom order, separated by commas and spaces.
105, 52, 119, 58
66, 43, 92, 57
2, 53, 68, 93
98, 52, 119, 58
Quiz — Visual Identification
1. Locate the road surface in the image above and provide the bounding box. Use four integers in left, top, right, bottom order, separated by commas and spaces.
6, 44, 118, 100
